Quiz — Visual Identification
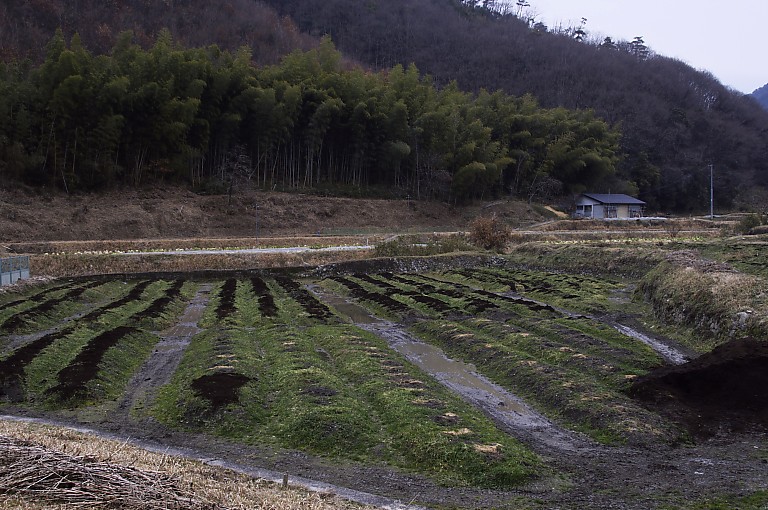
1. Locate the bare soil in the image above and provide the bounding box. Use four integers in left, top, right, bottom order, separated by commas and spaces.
630, 337, 768, 438
0, 185, 544, 245
116, 284, 212, 418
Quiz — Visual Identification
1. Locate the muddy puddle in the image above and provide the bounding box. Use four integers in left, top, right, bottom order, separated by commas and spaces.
375, 330, 528, 416
308, 286, 379, 324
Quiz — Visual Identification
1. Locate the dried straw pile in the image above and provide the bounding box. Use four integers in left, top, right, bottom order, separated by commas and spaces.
0, 435, 218, 509
0, 419, 369, 510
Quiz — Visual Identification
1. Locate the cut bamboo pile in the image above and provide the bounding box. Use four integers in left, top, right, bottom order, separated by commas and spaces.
0, 435, 219, 509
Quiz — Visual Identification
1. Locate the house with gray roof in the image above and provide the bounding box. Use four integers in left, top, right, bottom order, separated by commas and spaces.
573, 193, 646, 219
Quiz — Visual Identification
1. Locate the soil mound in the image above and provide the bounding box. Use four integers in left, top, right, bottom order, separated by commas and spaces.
191, 372, 251, 410
629, 337, 768, 438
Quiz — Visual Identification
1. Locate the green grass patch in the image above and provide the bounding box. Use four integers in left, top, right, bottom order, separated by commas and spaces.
5, 280, 188, 408
411, 317, 680, 446
694, 239, 768, 277
154, 276, 542, 488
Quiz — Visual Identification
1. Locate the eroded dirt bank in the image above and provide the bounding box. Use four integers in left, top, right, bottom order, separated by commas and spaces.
0, 186, 545, 243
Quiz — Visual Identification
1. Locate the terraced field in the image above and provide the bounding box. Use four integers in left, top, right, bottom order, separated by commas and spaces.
322, 269, 677, 446
1, 261, 767, 509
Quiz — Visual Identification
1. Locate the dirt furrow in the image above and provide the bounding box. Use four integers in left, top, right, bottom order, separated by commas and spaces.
419, 273, 691, 365
495, 289, 692, 366
116, 284, 212, 418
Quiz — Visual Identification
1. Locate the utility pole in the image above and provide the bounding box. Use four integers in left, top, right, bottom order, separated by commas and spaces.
255, 203, 260, 239
709, 164, 714, 219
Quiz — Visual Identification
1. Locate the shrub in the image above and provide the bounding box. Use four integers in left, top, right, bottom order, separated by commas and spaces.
737, 214, 764, 234
662, 219, 683, 239
468, 215, 511, 252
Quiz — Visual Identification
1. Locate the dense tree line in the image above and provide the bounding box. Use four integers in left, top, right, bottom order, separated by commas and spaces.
0, 32, 621, 203
262, 0, 768, 211
4, 0, 766, 210
0, 0, 315, 67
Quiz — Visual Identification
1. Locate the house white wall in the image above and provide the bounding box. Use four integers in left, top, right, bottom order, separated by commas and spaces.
574, 196, 603, 218
573, 195, 645, 219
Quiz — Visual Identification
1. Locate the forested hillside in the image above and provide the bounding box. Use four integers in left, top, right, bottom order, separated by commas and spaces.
1, 0, 767, 212
263, 0, 768, 211
753, 84, 768, 111
0, 0, 315, 66
0, 32, 619, 203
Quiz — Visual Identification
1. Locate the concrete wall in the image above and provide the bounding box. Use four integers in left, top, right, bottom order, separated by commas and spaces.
0, 256, 30, 286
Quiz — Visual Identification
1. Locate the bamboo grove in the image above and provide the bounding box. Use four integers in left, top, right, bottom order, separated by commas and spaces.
0, 30, 621, 202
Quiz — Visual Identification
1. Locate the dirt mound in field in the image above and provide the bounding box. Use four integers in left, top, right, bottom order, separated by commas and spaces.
191, 372, 251, 410
629, 337, 768, 438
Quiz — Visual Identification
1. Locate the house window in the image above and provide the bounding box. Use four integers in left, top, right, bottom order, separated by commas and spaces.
605, 205, 618, 218
576, 205, 592, 218
629, 206, 643, 218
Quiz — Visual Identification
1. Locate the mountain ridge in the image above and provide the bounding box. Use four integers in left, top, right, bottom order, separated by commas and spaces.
262, 0, 768, 211
753, 83, 768, 111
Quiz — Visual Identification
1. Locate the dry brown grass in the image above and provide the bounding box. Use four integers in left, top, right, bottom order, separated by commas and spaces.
0, 435, 210, 509
660, 260, 765, 316
0, 420, 369, 510
537, 218, 725, 232
31, 250, 374, 278
640, 251, 768, 343
10, 236, 380, 255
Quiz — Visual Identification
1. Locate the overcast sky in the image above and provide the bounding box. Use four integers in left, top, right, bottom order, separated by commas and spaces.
514, 0, 766, 94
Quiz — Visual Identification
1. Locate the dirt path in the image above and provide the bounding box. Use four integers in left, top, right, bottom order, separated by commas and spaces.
116, 284, 212, 418
116, 245, 373, 256
0, 414, 427, 510
609, 322, 689, 365
4, 408, 767, 510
